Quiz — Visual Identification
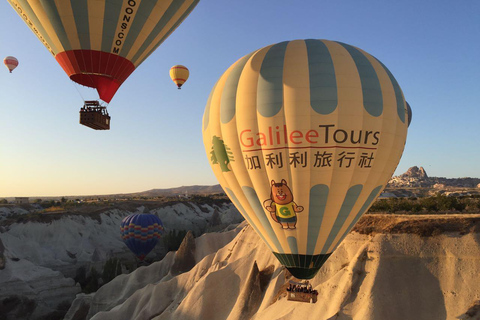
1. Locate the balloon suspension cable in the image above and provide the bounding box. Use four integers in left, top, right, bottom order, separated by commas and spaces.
71, 81, 86, 104
71, 77, 109, 109
85, 72, 100, 101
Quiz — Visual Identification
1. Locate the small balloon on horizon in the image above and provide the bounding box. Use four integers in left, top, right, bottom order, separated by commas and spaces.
4, 56, 18, 73
170, 65, 189, 89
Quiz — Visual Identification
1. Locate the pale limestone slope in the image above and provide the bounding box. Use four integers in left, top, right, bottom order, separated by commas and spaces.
87, 223, 480, 320
65, 223, 243, 320
0, 258, 81, 318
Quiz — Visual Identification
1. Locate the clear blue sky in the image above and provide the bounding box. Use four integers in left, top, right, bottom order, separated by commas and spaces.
1, 0, 479, 197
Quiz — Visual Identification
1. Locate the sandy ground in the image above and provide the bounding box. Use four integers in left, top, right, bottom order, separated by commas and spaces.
76, 214, 480, 320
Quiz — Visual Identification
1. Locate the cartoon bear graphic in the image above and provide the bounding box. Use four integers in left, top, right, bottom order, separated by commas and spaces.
263, 179, 304, 229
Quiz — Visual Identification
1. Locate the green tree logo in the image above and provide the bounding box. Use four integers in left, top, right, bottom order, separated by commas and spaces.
210, 136, 234, 172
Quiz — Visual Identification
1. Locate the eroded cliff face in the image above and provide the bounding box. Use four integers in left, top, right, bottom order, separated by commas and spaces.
66, 215, 480, 320
0, 258, 82, 319
0, 202, 243, 320
65, 224, 244, 320
0, 203, 241, 276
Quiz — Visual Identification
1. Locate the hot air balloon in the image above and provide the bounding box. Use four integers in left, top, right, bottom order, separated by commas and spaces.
8, 0, 199, 129
406, 102, 413, 127
170, 65, 189, 89
203, 39, 409, 280
4, 56, 18, 73
120, 213, 164, 261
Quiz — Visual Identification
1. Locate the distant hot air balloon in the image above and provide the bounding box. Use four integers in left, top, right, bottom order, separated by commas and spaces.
7, 0, 199, 104
120, 213, 164, 261
4, 56, 18, 73
170, 65, 189, 89
203, 39, 409, 279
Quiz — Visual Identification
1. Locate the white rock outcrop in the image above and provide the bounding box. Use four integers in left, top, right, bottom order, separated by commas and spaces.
70, 218, 480, 320
0, 257, 81, 318
0, 203, 241, 277
65, 223, 244, 320
0, 201, 242, 319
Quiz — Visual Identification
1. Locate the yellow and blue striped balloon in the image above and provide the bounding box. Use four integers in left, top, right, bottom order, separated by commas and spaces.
203, 39, 409, 279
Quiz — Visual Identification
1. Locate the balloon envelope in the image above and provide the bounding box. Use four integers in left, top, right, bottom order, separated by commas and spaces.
170, 65, 189, 89
203, 39, 409, 279
406, 102, 412, 127
8, 0, 199, 102
120, 213, 164, 260
4, 56, 18, 73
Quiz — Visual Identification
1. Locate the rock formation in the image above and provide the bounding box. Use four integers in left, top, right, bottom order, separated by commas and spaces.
171, 230, 196, 275
388, 166, 480, 189
64, 215, 480, 320
227, 261, 265, 320
0, 258, 81, 319
400, 166, 428, 179
64, 224, 243, 320
0, 201, 243, 320
458, 300, 480, 320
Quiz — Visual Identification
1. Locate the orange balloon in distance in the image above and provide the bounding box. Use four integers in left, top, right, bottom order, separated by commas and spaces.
203, 39, 409, 279
170, 65, 189, 89
4, 56, 18, 73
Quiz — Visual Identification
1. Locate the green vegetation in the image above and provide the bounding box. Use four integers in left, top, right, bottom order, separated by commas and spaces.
73, 257, 136, 294
44, 206, 65, 213
84, 267, 100, 294
369, 194, 480, 214
40, 300, 71, 320
102, 257, 123, 284
210, 209, 221, 226
74, 266, 100, 294
189, 194, 230, 208
163, 229, 188, 251
0, 296, 37, 319
38, 200, 62, 209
